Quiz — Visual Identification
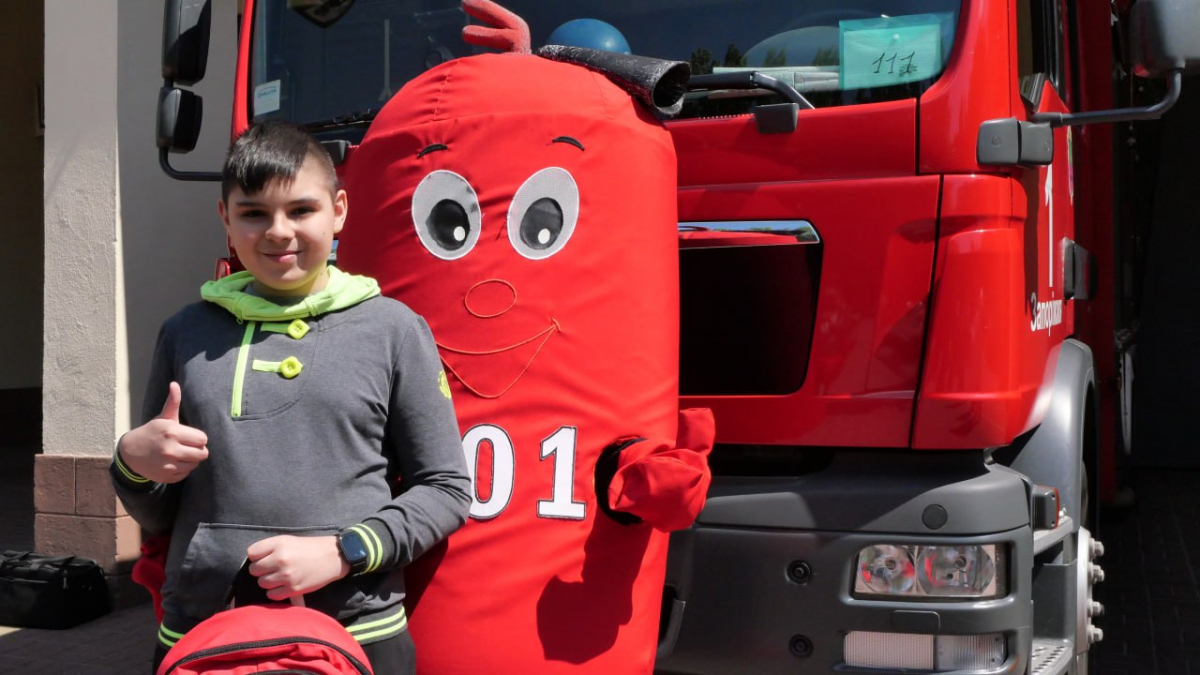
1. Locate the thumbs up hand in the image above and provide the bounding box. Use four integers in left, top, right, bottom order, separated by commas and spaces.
117, 382, 210, 484
158, 380, 184, 422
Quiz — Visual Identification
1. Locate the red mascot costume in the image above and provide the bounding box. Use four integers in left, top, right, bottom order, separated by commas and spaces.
338, 2, 714, 673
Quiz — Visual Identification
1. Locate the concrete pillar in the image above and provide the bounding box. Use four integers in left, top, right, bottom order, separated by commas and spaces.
38, 0, 140, 605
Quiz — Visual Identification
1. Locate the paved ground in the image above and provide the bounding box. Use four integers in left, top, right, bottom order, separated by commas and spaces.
0, 603, 155, 674
0, 447, 1192, 673
1092, 469, 1200, 675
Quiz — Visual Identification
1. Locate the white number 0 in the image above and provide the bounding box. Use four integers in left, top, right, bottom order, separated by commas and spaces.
461, 425, 585, 521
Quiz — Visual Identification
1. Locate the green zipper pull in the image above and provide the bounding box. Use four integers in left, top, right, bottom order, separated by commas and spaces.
231, 321, 256, 418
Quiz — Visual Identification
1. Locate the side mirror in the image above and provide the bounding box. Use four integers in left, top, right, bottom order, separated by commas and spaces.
158, 0, 219, 181
162, 0, 212, 86
156, 86, 203, 153
1131, 0, 1200, 77
1029, 0, 1194, 129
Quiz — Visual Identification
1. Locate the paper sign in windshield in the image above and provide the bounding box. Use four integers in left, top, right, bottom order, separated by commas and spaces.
254, 80, 282, 116
840, 14, 951, 90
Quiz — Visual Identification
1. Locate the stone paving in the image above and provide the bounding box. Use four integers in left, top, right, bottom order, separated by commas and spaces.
1093, 469, 1200, 675
0, 603, 155, 674
0, 459, 1192, 674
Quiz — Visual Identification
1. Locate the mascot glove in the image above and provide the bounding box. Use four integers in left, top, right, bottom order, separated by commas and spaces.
596, 408, 715, 532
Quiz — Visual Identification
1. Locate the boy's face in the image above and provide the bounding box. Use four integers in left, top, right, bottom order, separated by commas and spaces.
218, 158, 346, 297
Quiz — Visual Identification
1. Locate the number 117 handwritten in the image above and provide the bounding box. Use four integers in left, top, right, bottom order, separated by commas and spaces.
873, 51, 918, 76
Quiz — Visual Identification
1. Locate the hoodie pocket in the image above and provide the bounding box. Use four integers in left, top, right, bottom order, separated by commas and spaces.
233, 322, 320, 420
305, 570, 374, 621
171, 523, 339, 620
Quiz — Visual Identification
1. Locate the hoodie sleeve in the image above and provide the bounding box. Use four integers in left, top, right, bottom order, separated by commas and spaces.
343, 316, 470, 573
110, 322, 182, 536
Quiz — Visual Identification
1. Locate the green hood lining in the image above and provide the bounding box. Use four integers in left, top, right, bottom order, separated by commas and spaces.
201, 267, 381, 321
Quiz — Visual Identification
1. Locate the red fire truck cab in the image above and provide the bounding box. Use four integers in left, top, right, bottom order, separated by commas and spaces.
156, 1, 1199, 673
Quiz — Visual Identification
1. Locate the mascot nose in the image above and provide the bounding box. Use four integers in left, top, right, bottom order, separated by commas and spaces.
464, 279, 518, 318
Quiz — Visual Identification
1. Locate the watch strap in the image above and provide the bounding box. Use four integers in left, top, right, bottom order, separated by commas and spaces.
338, 526, 377, 576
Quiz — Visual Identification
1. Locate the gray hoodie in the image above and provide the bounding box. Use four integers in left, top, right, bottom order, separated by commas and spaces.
111, 268, 470, 647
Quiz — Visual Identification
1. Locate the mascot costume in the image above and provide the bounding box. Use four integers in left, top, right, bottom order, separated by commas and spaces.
338, 2, 715, 673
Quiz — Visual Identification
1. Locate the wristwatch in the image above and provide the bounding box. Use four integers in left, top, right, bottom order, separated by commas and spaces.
337, 529, 371, 576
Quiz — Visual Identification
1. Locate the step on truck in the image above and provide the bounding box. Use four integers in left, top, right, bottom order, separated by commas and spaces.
155, 1, 1199, 673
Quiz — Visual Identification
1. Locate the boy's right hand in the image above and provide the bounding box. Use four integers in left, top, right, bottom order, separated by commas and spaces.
117, 382, 209, 484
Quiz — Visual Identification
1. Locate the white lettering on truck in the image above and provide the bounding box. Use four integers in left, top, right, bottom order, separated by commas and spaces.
1030, 293, 1063, 333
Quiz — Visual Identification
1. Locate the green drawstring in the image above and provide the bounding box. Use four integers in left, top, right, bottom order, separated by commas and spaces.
262, 319, 310, 340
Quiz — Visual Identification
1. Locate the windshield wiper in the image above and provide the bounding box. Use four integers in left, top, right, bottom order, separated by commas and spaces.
688, 72, 815, 110
686, 72, 811, 134
304, 108, 380, 131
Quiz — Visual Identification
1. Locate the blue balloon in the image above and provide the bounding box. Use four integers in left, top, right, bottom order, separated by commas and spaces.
547, 19, 631, 54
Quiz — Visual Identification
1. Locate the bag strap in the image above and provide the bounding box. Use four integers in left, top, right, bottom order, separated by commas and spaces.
0, 552, 80, 573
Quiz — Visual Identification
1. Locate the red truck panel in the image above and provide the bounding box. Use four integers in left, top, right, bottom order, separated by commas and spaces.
668, 98, 918, 187
1071, 0, 1120, 500
920, 0, 1011, 174
913, 169, 1072, 449
232, 0, 255, 138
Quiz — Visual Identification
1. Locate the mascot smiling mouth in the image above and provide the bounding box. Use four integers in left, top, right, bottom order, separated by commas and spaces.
436, 319, 561, 399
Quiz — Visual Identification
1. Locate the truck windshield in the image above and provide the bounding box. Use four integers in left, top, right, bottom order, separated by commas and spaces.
250, 0, 960, 131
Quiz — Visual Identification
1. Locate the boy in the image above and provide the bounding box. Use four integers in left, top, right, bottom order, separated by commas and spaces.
111, 121, 470, 674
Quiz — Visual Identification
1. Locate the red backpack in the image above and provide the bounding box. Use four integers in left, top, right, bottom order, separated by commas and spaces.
157, 605, 374, 675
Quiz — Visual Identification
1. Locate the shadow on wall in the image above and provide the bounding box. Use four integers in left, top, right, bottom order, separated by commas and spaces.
1131, 74, 1200, 468
0, 447, 36, 553
0, 388, 41, 447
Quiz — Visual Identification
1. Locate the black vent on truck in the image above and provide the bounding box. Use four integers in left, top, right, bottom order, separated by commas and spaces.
708, 444, 835, 477
678, 222, 822, 395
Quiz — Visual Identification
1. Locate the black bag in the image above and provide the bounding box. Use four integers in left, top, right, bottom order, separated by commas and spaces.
0, 550, 112, 629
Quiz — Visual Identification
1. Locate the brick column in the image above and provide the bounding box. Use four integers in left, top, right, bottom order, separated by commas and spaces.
34, 456, 146, 607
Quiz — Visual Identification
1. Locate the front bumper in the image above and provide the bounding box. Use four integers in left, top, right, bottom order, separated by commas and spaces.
655, 454, 1035, 674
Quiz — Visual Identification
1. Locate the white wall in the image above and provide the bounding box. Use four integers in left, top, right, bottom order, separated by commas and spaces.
117, 0, 235, 429
43, 1, 121, 455
43, 0, 235, 455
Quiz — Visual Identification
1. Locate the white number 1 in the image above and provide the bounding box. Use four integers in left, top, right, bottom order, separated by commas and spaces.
538, 427, 586, 520
1045, 165, 1054, 288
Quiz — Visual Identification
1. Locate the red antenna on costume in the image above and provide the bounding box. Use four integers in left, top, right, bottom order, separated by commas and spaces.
461, 0, 531, 54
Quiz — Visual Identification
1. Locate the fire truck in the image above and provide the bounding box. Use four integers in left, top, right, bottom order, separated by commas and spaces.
155, 1, 1198, 673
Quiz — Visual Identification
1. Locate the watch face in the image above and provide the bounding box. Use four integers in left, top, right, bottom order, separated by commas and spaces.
340, 531, 370, 564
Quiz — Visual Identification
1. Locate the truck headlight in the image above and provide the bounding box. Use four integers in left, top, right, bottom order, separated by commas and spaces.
856, 545, 917, 595
854, 544, 1005, 600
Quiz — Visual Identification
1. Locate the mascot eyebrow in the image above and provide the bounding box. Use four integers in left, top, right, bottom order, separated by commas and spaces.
552, 136, 585, 151
417, 143, 450, 159
417, 138, 581, 157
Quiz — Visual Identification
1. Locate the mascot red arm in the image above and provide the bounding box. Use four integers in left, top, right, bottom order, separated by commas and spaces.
338, 2, 714, 672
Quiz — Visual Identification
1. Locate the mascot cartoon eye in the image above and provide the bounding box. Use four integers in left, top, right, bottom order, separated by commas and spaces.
412, 170, 483, 260
507, 167, 579, 260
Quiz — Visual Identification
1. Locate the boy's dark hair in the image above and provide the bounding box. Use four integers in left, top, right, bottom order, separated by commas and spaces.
221, 121, 337, 201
